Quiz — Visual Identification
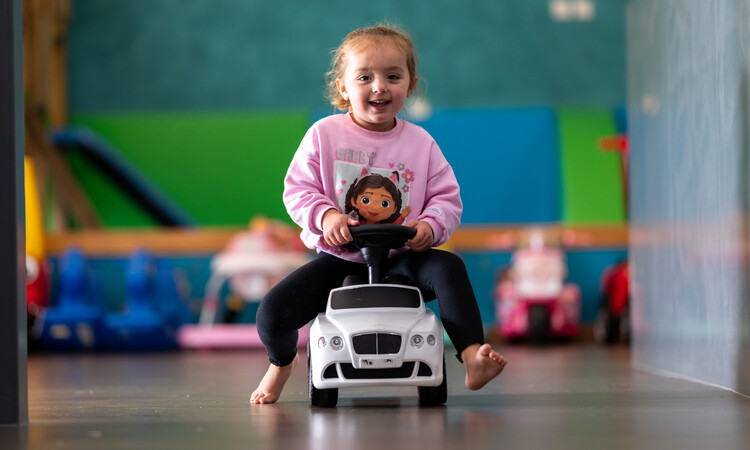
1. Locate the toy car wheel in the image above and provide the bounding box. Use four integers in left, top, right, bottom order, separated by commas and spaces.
308, 340, 338, 407
594, 303, 620, 344
619, 304, 631, 344
417, 355, 447, 406
528, 304, 551, 345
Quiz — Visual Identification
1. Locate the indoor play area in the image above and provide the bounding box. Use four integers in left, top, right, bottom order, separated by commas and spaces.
3, 0, 750, 449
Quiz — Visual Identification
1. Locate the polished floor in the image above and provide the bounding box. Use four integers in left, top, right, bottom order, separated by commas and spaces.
3, 343, 750, 449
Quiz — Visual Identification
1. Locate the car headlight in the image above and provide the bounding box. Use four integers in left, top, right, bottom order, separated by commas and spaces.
410, 334, 424, 349
427, 334, 436, 346
318, 337, 327, 349
330, 336, 344, 351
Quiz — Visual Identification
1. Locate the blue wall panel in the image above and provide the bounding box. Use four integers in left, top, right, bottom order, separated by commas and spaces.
418, 107, 561, 224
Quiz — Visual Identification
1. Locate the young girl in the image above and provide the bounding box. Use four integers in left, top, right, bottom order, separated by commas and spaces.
251, 24, 507, 405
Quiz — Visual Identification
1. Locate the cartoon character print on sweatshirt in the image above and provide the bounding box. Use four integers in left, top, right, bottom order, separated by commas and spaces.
333, 157, 415, 225
345, 171, 412, 224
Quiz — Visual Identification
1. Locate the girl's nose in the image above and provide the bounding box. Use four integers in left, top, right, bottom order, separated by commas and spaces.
372, 77, 387, 93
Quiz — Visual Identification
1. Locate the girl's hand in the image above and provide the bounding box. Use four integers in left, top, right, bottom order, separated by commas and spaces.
322, 209, 359, 247
405, 220, 434, 252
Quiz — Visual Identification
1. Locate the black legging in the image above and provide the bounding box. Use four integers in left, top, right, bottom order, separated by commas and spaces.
256, 249, 485, 366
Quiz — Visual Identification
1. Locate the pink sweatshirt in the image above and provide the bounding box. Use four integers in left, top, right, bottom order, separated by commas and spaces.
283, 113, 462, 261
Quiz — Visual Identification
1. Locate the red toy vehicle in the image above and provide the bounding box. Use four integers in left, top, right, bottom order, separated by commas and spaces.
593, 260, 630, 344
494, 229, 581, 344
26, 254, 48, 329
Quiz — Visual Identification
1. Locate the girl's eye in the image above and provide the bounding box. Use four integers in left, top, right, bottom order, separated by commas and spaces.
381, 200, 391, 208
387, 74, 401, 80
357, 75, 371, 82
360, 196, 370, 205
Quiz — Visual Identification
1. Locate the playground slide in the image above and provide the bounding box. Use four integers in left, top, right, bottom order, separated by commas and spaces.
25, 156, 44, 261
25, 156, 48, 324
52, 128, 196, 227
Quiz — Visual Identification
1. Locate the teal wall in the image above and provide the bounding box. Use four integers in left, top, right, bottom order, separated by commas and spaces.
46, 248, 627, 330
68, 0, 626, 113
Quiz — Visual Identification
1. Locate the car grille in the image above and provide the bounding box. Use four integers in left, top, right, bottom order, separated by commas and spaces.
340, 362, 415, 379
352, 333, 402, 355
329, 362, 432, 380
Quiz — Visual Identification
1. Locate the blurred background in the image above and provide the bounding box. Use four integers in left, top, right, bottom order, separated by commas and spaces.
20, 0, 750, 399
30, 0, 627, 228
23, 0, 630, 352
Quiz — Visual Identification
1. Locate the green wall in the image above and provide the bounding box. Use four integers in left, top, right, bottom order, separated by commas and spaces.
558, 109, 625, 224
70, 112, 308, 226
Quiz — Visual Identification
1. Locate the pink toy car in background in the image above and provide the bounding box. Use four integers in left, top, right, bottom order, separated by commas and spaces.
593, 260, 630, 345
494, 229, 581, 344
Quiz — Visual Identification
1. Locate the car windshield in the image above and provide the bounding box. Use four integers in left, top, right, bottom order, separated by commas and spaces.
330, 286, 421, 310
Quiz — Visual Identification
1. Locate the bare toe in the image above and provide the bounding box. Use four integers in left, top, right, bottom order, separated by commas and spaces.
250, 355, 298, 405
250, 391, 274, 405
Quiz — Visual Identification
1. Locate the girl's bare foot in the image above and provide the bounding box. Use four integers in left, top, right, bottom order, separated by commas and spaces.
462, 343, 507, 390
250, 354, 299, 405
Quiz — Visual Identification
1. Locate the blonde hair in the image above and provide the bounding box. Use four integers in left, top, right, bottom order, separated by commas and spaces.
325, 24, 422, 111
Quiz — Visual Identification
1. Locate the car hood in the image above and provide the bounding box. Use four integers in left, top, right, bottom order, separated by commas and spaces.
326, 308, 423, 333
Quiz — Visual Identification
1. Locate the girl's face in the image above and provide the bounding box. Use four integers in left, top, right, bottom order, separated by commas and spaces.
336, 43, 416, 132
352, 186, 397, 223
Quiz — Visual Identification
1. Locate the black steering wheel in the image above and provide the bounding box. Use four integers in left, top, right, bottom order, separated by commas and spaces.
348, 224, 416, 250
346, 225, 417, 284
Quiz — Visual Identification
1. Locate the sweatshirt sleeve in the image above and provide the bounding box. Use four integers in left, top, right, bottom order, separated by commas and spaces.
282, 126, 337, 237
417, 144, 463, 246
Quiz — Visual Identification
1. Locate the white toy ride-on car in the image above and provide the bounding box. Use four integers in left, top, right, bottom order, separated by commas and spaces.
308, 224, 447, 407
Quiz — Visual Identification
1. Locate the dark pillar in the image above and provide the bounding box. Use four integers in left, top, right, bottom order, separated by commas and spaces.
0, 0, 28, 426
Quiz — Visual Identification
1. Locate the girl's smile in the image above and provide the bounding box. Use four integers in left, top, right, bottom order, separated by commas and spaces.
370, 100, 390, 110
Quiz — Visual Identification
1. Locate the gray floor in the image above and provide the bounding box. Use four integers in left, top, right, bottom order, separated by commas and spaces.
3, 344, 749, 449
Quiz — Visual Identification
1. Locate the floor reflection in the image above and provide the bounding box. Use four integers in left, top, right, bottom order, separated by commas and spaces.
308, 400, 448, 450
0, 425, 28, 450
